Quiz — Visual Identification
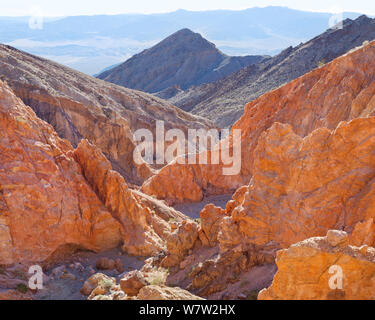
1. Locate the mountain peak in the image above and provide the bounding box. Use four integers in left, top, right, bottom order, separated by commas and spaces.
172, 28, 196, 36
97, 29, 267, 93
355, 14, 373, 24
157, 28, 215, 51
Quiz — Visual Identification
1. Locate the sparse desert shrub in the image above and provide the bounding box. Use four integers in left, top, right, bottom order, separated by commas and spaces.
99, 278, 115, 290
16, 283, 28, 294
147, 268, 169, 286
317, 59, 326, 68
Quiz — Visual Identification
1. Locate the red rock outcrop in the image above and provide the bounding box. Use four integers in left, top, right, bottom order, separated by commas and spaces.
0, 44, 212, 186
259, 231, 375, 300
199, 204, 227, 247
140, 195, 277, 299
0, 79, 190, 264
74, 139, 188, 256
0, 80, 122, 265
142, 40, 375, 203
147, 116, 375, 299
225, 118, 375, 250
160, 220, 200, 268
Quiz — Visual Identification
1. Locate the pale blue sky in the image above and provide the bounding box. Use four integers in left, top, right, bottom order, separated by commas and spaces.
1, 0, 374, 16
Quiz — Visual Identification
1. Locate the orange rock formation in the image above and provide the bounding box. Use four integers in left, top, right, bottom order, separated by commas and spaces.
0, 80, 121, 265
259, 230, 375, 300
142, 41, 375, 203
0, 80, 187, 264
226, 118, 375, 250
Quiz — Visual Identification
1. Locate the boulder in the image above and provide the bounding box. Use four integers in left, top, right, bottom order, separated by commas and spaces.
120, 271, 148, 297
81, 273, 116, 296
96, 258, 116, 271
137, 285, 204, 300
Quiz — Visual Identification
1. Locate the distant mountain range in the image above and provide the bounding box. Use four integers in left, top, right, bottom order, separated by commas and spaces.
157, 15, 375, 127
0, 7, 364, 74
97, 29, 268, 93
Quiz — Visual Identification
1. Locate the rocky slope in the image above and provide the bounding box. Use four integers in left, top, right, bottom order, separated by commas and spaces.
140, 116, 375, 300
259, 231, 375, 300
224, 118, 375, 250
142, 39, 375, 204
0, 80, 120, 265
134, 41, 375, 300
0, 79, 190, 266
0, 44, 212, 185
168, 15, 375, 127
97, 28, 268, 94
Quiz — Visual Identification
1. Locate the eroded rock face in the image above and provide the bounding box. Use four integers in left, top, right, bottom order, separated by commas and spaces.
161, 221, 200, 268
142, 40, 375, 204
123, 40, 375, 301
350, 219, 375, 247
0, 80, 122, 265
199, 204, 227, 247
74, 139, 186, 257
147, 117, 375, 299
0, 44, 212, 185
0, 80, 191, 264
259, 231, 375, 300
227, 118, 375, 250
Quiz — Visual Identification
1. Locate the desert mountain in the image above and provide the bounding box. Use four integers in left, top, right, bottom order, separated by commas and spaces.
0, 44, 212, 185
167, 15, 375, 127
97, 28, 268, 93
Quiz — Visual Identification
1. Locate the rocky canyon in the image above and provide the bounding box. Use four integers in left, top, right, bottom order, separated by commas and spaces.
1, 14, 375, 302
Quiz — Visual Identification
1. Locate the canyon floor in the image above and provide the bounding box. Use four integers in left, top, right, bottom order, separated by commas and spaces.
174, 194, 232, 219
34, 249, 144, 300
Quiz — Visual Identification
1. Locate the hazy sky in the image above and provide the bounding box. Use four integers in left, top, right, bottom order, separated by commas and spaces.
1, 0, 374, 16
